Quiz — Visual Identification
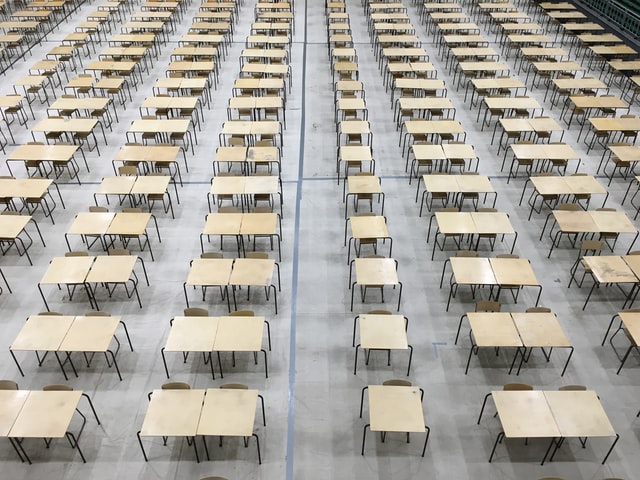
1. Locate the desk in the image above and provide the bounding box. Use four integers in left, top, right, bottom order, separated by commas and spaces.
522, 174, 607, 218
543, 210, 638, 256
353, 314, 412, 375
201, 212, 281, 260
0, 177, 64, 224
549, 77, 609, 106
208, 175, 282, 216
183, 258, 233, 310
0, 213, 43, 265
360, 385, 429, 456
10, 314, 131, 380
229, 257, 280, 313
113, 144, 183, 182
219, 120, 282, 148
344, 175, 384, 218
443, 257, 541, 310
7, 143, 80, 178
161, 315, 269, 379
94, 175, 173, 216
429, 212, 516, 259
345, 215, 392, 264
31, 118, 105, 152
508, 142, 579, 179
495, 117, 564, 155
571, 255, 640, 309
1, 390, 100, 463
349, 257, 402, 311
459, 312, 573, 375
479, 96, 542, 128
127, 119, 194, 154
418, 174, 496, 215
467, 76, 526, 106
584, 117, 640, 151
400, 120, 466, 155
478, 390, 618, 464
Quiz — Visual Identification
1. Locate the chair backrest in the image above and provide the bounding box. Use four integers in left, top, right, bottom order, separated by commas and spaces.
558, 385, 586, 391
218, 206, 240, 213
476, 207, 497, 212
383, 379, 412, 387
496, 253, 519, 259
0, 380, 19, 390
201, 252, 223, 259
455, 249, 478, 257
84, 311, 111, 317
118, 166, 138, 176
65, 251, 88, 257
161, 382, 190, 390
89, 206, 108, 213
122, 207, 142, 213
184, 307, 209, 317
200, 477, 229, 480
367, 309, 391, 315
229, 310, 255, 317
246, 252, 269, 259
108, 248, 131, 256
43, 384, 73, 391
475, 301, 501, 312
219, 383, 248, 390
525, 306, 551, 313
503, 383, 533, 391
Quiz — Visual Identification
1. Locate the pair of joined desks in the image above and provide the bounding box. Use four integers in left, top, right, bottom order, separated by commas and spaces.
352, 313, 412, 375
441, 256, 542, 311
466, 76, 526, 107
507, 142, 580, 180
478, 390, 617, 464
542, 210, 638, 257
94, 175, 174, 217
0, 389, 100, 463
219, 120, 282, 148
408, 143, 479, 177
227, 96, 285, 127
548, 77, 609, 108
478, 95, 542, 129
38, 254, 149, 310
428, 211, 516, 259
359, 385, 429, 456
113, 144, 185, 186
184, 257, 281, 313
348, 257, 402, 311
10, 314, 132, 380
520, 174, 607, 219
127, 118, 196, 154
137, 388, 264, 463
400, 119, 466, 156
418, 174, 496, 215
161, 315, 270, 378
0, 177, 64, 224
213, 145, 281, 176
31, 118, 107, 153
65, 211, 160, 259
457, 312, 572, 375
494, 117, 564, 155
201, 212, 282, 260
209, 174, 282, 216
569, 255, 640, 310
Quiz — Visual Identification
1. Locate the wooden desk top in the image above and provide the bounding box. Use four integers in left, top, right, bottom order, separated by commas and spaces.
578, 33, 622, 44
40, 256, 94, 284
544, 390, 615, 437
203, 212, 243, 235
618, 311, 640, 344
186, 258, 234, 286
404, 119, 464, 134
140, 389, 205, 437
130, 175, 170, 195
589, 117, 640, 131
347, 175, 381, 194
240, 212, 278, 235
484, 96, 540, 109
608, 145, 640, 161
67, 211, 115, 235
368, 385, 425, 433
229, 258, 275, 286
512, 312, 570, 348
582, 256, 638, 283
436, 211, 476, 234
0, 390, 29, 436
468, 312, 522, 347
32, 118, 98, 133
490, 257, 539, 286
532, 61, 583, 71
0, 177, 52, 198
115, 145, 181, 163
9, 390, 82, 438
338, 120, 370, 135
214, 316, 265, 352
350, 215, 388, 239
570, 95, 628, 109
0, 214, 30, 239
472, 77, 525, 89
164, 316, 219, 352
11, 314, 75, 351
359, 314, 408, 350
492, 390, 560, 438
96, 176, 136, 195
85, 255, 137, 283
354, 257, 399, 285
458, 61, 508, 72
59, 315, 121, 352
510, 143, 578, 160
106, 212, 152, 236
197, 388, 258, 437
49, 97, 110, 110
553, 77, 607, 90
129, 118, 190, 134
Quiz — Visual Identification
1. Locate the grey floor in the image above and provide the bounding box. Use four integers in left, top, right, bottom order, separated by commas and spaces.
0, 0, 639, 478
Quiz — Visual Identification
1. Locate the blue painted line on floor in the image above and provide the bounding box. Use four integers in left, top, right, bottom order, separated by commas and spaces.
432, 342, 447, 359
285, 0, 308, 477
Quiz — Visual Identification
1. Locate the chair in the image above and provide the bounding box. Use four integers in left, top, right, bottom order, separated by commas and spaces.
382, 379, 412, 387
618, 114, 638, 144
42, 384, 73, 391
557, 385, 586, 391
603, 142, 635, 186
146, 173, 175, 219
219, 383, 248, 389
184, 307, 209, 317
494, 254, 523, 302
568, 240, 603, 288
475, 300, 501, 312
0, 380, 19, 390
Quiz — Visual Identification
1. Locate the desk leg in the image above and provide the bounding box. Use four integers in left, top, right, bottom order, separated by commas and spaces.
421, 425, 430, 457
183, 282, 190, 307
361, 424, 370, 455
9, 350, 24, 377
602, 433, 620, 464
66, 431, 86, 463
8, 438, 26, 463
262, 349, 268, 378
406, 344, 413, 376
37, 284, 50, 311
252, 433, 262, 464
542, 436, 560, 465
353, 344, 360, 374
107, 349, 122, 380
396, 282, 402, 311
488, 431, 504, 462
160, 347, 171, 378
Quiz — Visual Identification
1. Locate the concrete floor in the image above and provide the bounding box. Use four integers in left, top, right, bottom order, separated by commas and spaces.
0, 0, 639, 478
